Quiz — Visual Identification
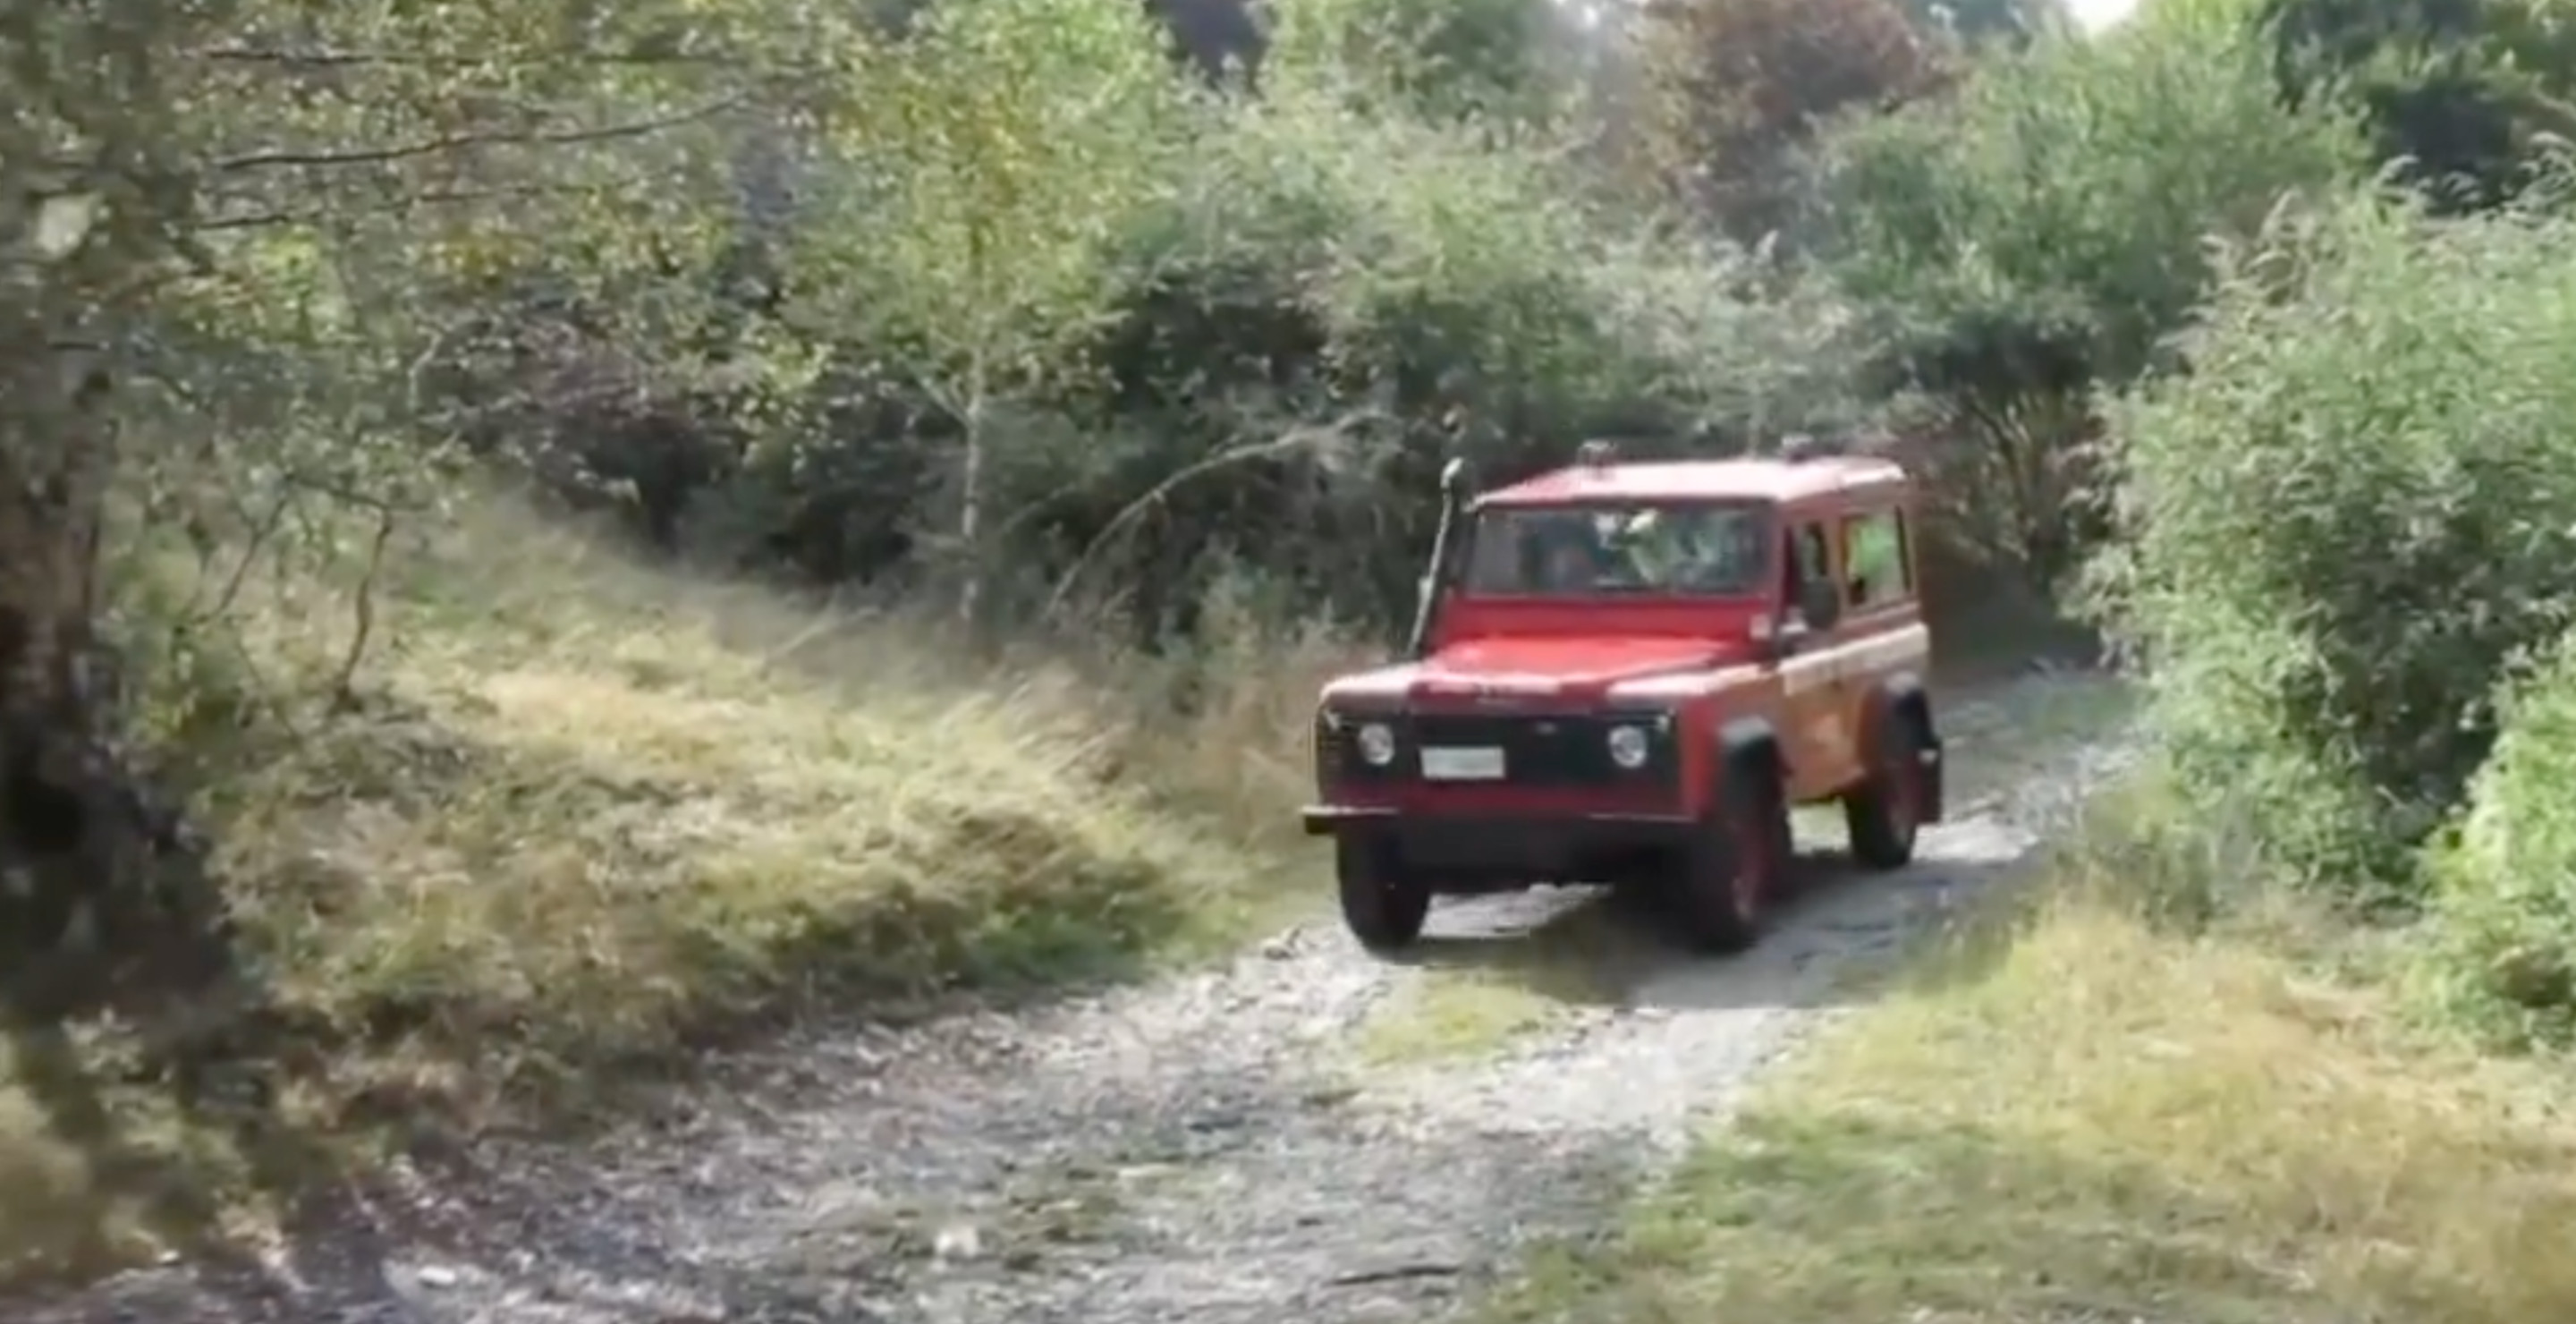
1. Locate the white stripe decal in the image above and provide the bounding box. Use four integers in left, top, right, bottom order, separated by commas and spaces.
1779, 622, 1930, 695
1326, 623, 1933, 705
1603, 622, 1928, 702
1612, 665, 1758, 700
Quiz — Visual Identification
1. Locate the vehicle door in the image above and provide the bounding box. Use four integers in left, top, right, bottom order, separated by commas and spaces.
1835, 501, 1922, 760
1777, 514, 1860, 801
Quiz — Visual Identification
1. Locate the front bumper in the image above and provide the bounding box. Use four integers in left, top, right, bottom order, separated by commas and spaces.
1301, 806, 1694, 885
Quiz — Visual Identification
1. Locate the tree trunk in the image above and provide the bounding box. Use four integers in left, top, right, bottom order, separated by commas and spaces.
0, 0, 233, 1021
956, 352, 988, 631
0, 352, 213, 1017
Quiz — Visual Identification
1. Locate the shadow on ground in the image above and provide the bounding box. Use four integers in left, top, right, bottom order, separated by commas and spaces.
1333, 806, 2063, 1074
0, 771, 575, 1319
0, 929, 417, 1317
1337, 658, 2140, 1065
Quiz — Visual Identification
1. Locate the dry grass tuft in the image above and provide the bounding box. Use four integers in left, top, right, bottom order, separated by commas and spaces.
206, 500, 1349, 1084
0, 495, 1353, 1289
1482, 785, 2576, 1324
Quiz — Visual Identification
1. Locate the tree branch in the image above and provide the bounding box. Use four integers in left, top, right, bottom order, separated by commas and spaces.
188, 43, 731, 70
210, 95, 750, 174
193, 182, 622, 233
329, 506, 399, 710
1044, 411, 1385, 624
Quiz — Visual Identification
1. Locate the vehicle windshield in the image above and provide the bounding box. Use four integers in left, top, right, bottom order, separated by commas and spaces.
1458, 502, 1771, 598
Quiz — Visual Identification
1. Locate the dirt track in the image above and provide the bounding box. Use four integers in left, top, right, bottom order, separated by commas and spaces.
23, 668, 2131, 1324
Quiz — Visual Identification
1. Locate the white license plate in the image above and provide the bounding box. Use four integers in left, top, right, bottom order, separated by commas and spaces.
1419, 746, 1506, 780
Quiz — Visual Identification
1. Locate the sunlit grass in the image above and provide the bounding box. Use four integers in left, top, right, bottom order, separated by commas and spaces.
1483, 783, 2576, 1324
0, 495, 1353, 1291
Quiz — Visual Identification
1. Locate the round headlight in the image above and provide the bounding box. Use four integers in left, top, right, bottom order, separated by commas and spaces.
1606, 724, 1650, 769
1356, 722, 1397, 766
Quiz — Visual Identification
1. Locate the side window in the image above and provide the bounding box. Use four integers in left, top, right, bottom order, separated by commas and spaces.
1782, 522, 1833, 611
1841, 508, 1912, 609
1796, 523, 1834, 588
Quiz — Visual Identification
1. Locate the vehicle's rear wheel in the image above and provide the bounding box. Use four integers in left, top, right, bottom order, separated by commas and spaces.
1672, 762, 1790, 954
1846, 711, 1929, 870
1337, 833, 1431, 952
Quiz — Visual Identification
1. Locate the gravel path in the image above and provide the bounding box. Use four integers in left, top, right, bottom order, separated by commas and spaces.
22, 669, 2132, 1324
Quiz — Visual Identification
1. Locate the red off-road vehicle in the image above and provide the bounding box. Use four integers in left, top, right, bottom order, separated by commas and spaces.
1302, 438, 1945, 954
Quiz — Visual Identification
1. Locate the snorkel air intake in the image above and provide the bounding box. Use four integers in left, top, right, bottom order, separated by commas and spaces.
1404, 457, 1473, 661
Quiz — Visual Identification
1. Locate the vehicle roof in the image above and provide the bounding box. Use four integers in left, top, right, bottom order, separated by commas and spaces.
1475, 455, 1908, 508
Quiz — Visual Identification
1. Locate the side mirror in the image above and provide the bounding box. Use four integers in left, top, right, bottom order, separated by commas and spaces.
1799, 576, 1843, 631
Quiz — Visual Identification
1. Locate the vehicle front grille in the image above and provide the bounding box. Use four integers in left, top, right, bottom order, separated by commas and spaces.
1318, 709, 1678, 790
1411, 713, 1628, 788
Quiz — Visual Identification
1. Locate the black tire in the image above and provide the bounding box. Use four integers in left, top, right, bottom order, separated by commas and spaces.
1845, 711, 1928, 870
1671, 760, 1791, 954
1337, 833, 1431, 952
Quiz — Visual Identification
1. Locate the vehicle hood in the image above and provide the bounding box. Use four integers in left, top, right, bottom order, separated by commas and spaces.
1319, 636, 1741, 706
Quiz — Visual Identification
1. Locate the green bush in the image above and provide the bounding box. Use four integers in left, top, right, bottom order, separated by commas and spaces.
2419, 627, 2576, 1049
1810, 9, 2364, 587
2258, 0, 2576, 215
1819, 9, 2361, 388
943, 72, 1862, 634
449, 0, 1865, 638
2095, 177, 2576, 894
1266, 0, 1572, 123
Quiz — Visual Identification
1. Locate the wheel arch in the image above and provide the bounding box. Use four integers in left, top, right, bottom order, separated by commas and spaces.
1716, 714, 1783, 786
1863, 668, 1945, 823
1877, 669, 1936, 745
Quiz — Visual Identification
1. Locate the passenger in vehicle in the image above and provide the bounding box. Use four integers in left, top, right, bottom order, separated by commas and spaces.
1677, 512, 1766, 594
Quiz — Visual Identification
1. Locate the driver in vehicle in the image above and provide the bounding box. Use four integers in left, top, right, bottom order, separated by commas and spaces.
1544, 536, 1599, 591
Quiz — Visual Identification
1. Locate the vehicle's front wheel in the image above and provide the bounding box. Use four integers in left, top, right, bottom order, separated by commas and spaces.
1337, 833, 1431, 952
1671, 766, 1790, 954
1846, 712, 1929, 870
